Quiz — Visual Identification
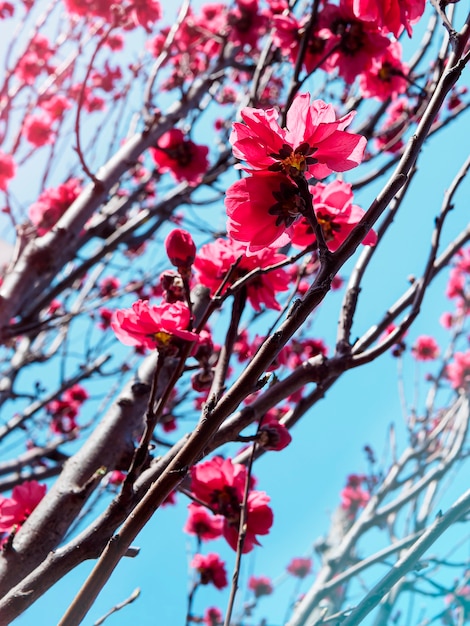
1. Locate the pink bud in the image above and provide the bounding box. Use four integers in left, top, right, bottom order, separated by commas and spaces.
165, 228, 196, 270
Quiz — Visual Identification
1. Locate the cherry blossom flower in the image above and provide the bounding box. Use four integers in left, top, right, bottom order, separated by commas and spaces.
287, 557, 312, 578
0, 480, 47, 534
150, 129, 209, 184
0, 151, 16, 191
23, 113, 54, 146
190, 456, 273, 553
184, 503, 224, 541
359, 41, 409, 102
340, 474, 370, 517
194, 238, 290, 311
230, 93, 366, 180
248, 575, 273, 597
319, 1, 390, 84
411, 336, 440, 361
204, 607, 223, 626
258, 418, 292, 451
226, 172, 299, 254
111, 299, 198, 350
446, 351, 470, 391
28, 178, 82, 235
352, 0, 425, 37
40, 94, 72, 119
165, 228, 196, 270
191, 553, 228, 589
290, 180, 377, 252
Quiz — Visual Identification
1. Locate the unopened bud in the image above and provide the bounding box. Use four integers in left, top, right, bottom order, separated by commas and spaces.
165, 228, 196, 270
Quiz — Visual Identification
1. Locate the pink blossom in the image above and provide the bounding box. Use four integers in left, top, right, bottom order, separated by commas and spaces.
287, 557, 312, 578
248, 575, 273, 597
23, 113, 54, 146
340, 474, 370, 517
204, 607, 223, 626
290, 180, 377, 252
411, 336, 440, 361
40, 95, 72, 119
184, 503, 224, 541
28, 178, 82, 235
191, 553, 228, 589
230, 93, 366, 180
150, 129, 209, 184
0, 151, 16, 191
226, 172, 299, 254
0, 480, 47, 533
352, 0, 425, 37
318, 1, 390, 84
111, 299, 198, 350
190, 456, 273, 553
258, 418, 292, 451
359, 41, 409, 102
194, 238, 291, 311
447, 351, 470, 391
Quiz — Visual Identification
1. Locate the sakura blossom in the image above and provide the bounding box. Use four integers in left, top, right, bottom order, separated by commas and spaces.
230, 93, 366, 180
111, 299, 198, 350
340, 474, 370, 517
0, 480, 47, 535
258, 417, 292, 451
248, 575, 273, 597
352, 0, 426, 37
150, 129, 209, 184
411, 335, 440, 361
190, 553, 228, 590
184, 503, 224, 541
0, 151, 16, 191
446, 351, 470, 391
28, 178, 82, 236
359, 41, 409, 102
194, 237, 291, 311
190, 456, 273, 553
286, 557, 313, 578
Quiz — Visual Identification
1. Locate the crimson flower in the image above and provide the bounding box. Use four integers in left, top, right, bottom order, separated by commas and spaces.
191, 553, 228, 590
150, 129, 209, 184
230, 93, 366, 180
190, 456, 273, 553
248, 575, 273, 597
194, 237, 290, 311
0, 151, 16, 191
111, 299, 198, 350
352, 0, 425, 37
411, 336, 440, 361
258, 418, 292, 451
204, 607, 223, 626
184, 503, 223, 541
447, 352, 470, 391
28, 178, 82, 236
286, 557, 313, 578
0, 480, 47, 534
290, 180, 377, 252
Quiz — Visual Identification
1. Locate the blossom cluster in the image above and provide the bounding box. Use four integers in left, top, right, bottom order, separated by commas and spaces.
225, 93, 376, 255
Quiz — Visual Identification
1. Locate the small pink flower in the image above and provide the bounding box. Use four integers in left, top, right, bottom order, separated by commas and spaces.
230, 93, 366, 180
23, 113, 54, 146
0, 480, 47, 533
191, 553, 228, 590
194, 238, 291, 311
204, 607, 223, 626
28, 178, 82, 235
258, 418, 292, 451
287, 557, 312, 578
248, 575, 273, 597
447, 351, 470, 391
340, 474, 370, 517
352, 0, 425, 37
111, 299, 198, 350
411, 336, 440, 361
184, 503, 224, 541
0, 151, 16, 191
150, 129, 209, 184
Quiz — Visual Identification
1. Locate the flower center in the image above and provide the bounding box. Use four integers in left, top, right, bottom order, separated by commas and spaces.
269, 143, 318, 178
316, 212, 341, 241
166, 141, 193, 166
268, 181, 305, 227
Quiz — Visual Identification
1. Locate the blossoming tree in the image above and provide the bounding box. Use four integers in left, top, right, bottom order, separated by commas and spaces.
0, 0, 469, 624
